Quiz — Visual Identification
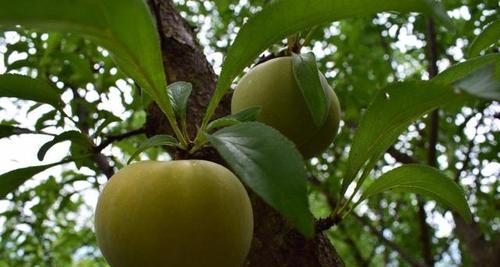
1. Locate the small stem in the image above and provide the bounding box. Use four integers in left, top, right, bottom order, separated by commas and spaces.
60, 109, 78, 125
95, 127, 146, 152
181, 119, 190, 142
287, 33, 300, 54
302, 26, 318, 47
189, 138, 208, 154
337, 166, 371, 216
157, 99, 188, 147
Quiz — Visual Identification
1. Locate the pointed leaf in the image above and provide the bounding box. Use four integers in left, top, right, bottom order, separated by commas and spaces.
168, 82, 193, 121
434, 53, 499, 85
206, 106, 261, 131
292, 52, 329, 126
0, 74, 62, 109
469, 20, 500, 58
360, 164, 472, 221
0, 160, 70, 199
206, 122, 314, 237
128, 135, 178, 164
433, 54, 500, 100
454, 64, 500, 100
205, 0, 452, 125
38, 131, 91, 161
0, 125, 33, 139
342, 81, 467, 193
6, 59, 35, 71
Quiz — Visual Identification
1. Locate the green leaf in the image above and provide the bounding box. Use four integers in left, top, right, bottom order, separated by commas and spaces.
454, 64, 500, 101
434, 53, 499, 85
206, 106, 261, 131
168, 81, 193, 122
93, 114, 122, 137
128, 135, 178, 164
0, 160, 69, 199
360, 164, 472, 222
0, 0, 175, 121
342, 81, 466, 193
37, 131, 91, 161
6, 59, 35, 71
213, 0, 231, 13
0, 125, 32, 139
469, 20, 500, 58
292, 52, 329, 126
203, 0, 452, 127
433, 53, 500, 100
206, 122, 314, 237
0, 74, 62, 109
34, 110, 57, 131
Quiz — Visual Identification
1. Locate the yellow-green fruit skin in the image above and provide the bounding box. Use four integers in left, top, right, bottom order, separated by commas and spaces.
231, 57, 341, 158
94, 160, 253, 267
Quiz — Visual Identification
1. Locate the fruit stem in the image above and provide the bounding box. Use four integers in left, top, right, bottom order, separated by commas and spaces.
302, 26, 318, 48
287, 33, 301, 54
336, 166, 371, 216
157, 98, 189, 148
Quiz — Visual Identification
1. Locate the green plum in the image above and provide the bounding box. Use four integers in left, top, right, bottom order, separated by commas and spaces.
231, 56, 341, 158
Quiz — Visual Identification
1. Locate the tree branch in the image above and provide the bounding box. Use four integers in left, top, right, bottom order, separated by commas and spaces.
338, 223, 369, 267
310, 174, 427, 267
352, 213, 428, 267
451, 112, 500, 267
418, 17, 440, 266
386, 146, 418, 164
95, 127, 146, 152
70, 87, 115, 179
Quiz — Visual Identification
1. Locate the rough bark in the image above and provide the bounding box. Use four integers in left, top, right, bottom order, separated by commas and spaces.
453, 213, 500, 267
145, 0, 229, 140
145, 0, 344, 266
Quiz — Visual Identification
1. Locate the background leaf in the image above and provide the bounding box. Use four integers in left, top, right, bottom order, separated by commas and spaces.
292, 52, 329, 126
206, 122, 314, 237
0, 0, 174, 118
469, 20, 500, 58
360, 164, 472, 221
37, 131, 91, 161
0, 125, 33, 139
0, 161, 69, 199
127, 135, 178, 164
203, 0, 452, 127
0, 74, 62, 109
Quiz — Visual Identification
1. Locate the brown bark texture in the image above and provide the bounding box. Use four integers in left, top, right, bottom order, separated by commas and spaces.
145, 0, 344, 266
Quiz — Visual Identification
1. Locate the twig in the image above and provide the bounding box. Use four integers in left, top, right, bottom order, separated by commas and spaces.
386, 146, 418, 164
353, 213, 428, 267
95, 127, 146, 152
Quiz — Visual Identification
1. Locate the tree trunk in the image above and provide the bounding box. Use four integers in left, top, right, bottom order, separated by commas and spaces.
453, 213, 500, 267
146, 0, 344, 266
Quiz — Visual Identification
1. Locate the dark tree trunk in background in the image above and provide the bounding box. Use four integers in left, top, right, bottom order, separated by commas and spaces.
145, 0, 344, 266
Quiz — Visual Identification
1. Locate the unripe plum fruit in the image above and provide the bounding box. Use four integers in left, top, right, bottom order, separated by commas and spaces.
95, 160, 253, 267
231, 56, 341, 158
